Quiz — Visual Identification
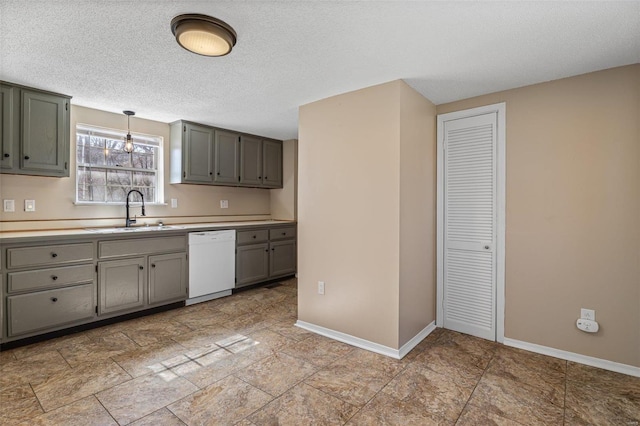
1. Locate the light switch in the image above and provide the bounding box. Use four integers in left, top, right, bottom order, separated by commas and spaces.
220, 200, 229, 209
3, 199, 15, 212
24, 199, 36, 212
171, 198, 178, 208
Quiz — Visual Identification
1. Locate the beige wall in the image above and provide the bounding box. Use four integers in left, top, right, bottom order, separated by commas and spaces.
398, 82, 437, 346
298, 80, 436, 350
271, 139, 298, 220
0, 106, 273, 231
438, 64, 640, 367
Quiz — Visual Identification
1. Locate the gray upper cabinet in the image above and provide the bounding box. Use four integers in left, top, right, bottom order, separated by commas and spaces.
184, 123, 214, 183
170, 120, 283, 189
262, 140, 283, 188
0, 82, 71, 177
214, 130, 239, 184
240, 135, 262, 186
1, 84, 15, 170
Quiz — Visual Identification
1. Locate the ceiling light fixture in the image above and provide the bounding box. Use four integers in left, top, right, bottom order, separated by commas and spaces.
171, 14, 237, 57
123, 110, 135, 153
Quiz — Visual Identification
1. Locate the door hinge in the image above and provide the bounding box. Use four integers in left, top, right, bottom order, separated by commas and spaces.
184, 126, 186, 132
183, 171, 186, 178
65, 102, 68, 111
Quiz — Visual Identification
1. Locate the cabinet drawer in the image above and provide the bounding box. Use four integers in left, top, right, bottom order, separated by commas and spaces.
269, 226, 296, 241
7, 283, 95, 337
8, 264, 95, 293
7, 243, 93, 269
237, 229, 269, 244
99, 236, 186, 259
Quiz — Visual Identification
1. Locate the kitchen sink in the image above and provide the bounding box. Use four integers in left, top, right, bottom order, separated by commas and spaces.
85, 225, 187, 234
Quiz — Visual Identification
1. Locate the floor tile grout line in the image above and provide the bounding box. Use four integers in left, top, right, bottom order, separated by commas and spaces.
452, 344, 497, 425
94, 394, 121, 426
28, 381, 47, 415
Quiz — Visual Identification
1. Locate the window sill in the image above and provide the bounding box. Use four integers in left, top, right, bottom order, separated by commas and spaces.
74, 202, 168, 206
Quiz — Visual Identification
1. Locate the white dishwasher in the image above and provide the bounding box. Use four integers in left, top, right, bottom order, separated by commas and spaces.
187, 230, 236, 305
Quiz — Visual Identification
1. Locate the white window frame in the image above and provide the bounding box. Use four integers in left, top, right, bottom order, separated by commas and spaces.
75, 123, 164, 205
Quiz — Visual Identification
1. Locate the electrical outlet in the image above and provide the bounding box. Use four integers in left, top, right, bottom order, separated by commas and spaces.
220, 200, 229, 209
581, 308, 595, 321
170, 198, 178, 208
3, 199, 15, 212
24, 199, 36, 212
318, 281, 325, 295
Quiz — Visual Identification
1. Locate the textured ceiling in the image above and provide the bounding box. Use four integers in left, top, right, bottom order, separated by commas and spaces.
1, 1, 638, 140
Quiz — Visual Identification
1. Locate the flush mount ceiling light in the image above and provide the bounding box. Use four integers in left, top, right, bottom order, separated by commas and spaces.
123, 110, 135, 153
171, 14, 237, 57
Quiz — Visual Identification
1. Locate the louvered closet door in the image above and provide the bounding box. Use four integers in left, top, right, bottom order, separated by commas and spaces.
443, 112, 497, 341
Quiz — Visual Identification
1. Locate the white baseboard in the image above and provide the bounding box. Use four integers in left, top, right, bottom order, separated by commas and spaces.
503, 338, 640, 378
295, 320, 436, 360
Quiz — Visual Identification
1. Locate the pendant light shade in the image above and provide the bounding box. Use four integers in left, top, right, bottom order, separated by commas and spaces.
171, 14, 237, 57
123, 110, 135, 153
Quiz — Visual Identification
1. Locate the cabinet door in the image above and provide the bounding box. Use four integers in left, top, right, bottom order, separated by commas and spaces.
214, 130, 239, 184
239, 135, 262, 186
262, 140, 283, 188
149, 252, 187, 305
20, 90, 68, 175
0, 84, 15, 170
236, 243, 269, 287
184, 123, 214, 183
99, 257, 145, 315
269, 240, 296, 278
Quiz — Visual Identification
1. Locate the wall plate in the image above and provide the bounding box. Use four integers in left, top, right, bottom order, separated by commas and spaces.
3, 199, 15, 212
24, 199, 36, 212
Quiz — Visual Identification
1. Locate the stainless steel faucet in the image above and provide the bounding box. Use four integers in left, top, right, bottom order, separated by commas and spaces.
125, 189, 146, 227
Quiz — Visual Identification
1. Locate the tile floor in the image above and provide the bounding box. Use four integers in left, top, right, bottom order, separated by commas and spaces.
1, 278, 639, 425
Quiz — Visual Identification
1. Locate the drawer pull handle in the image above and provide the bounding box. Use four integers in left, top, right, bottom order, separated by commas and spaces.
51, 252, 58, 258
51, 297, 58, 302
151, 264, 156, 268
52, 275, 58, 281
139, 266, 144, 270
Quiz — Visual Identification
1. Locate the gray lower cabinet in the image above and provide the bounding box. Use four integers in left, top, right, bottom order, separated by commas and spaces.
270, 240, 297, 277
98, 257, 146, 315
7, 284, 95, 337
0, 81, 71, 177
236, 243, 270, 286
236, 225, 296, 288
148, 252, 187, 305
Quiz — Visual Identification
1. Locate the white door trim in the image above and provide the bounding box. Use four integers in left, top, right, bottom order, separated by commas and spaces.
436, 102, 506, 343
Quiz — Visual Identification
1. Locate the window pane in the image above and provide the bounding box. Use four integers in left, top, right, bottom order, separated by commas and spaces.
131, 153, 154, 169
88, 185, 106, 202
133, 170, 155, 186
106, 186, 129, 203
89, 136, 105, 148
136, 187, 155, 201
107, 169, 131, 186
88, 148, 106, 166
107, 151, 131, 167
90, 169, 107, 186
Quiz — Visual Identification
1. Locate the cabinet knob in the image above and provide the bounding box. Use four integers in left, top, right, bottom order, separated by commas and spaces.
282, 232, 286, 236
264, 176, 268, 179
271, 248, 275, 251
258, 176, 261, 179
24, 155, 30, 160
52, 275, 58, 281
151, 264, 156, 268
217, 172, 220, 175
209, 172, 213, 175
3, 153, 8, 158
265, 249, 269, 252
51, 252, 58, 258
484, 245, 490, 250
51, 297, 58, 302
139, 265, 144, 270
252, 235, 256, 239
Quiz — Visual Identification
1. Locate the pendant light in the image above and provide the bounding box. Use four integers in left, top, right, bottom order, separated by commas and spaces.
123, 110, 135, 153
171, 14, 237, 57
